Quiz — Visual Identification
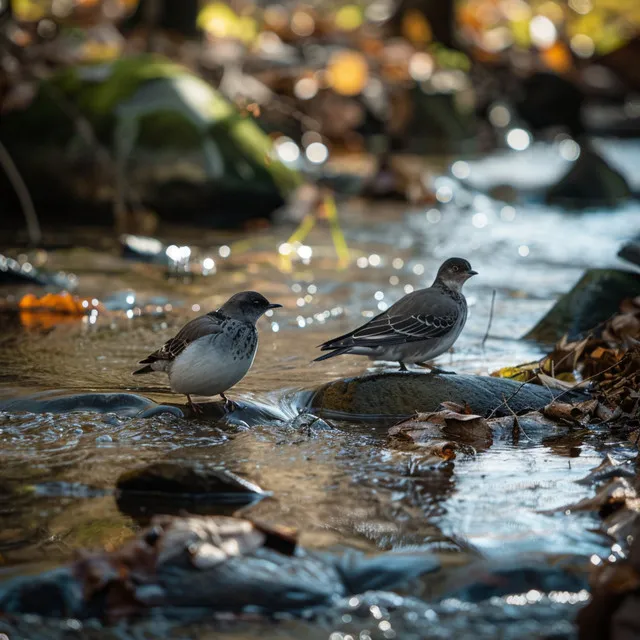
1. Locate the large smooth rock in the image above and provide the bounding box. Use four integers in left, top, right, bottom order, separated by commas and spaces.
0, 55, 301, 228
0, 390, 181, 418
308, 373, 575, 419
524, 269, 640, 344
0, 391, 286, 424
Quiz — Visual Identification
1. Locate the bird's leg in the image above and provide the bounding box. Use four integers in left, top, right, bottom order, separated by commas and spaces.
220, 392, 236, 412
398, 362, 408, 372
415, 362, 456, 375
186, 394, 203, 414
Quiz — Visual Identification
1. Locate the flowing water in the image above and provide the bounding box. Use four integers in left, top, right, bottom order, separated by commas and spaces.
1, 144, 640, 638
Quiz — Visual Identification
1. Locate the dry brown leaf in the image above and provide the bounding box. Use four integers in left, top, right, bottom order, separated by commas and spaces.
390, 410, 492, 449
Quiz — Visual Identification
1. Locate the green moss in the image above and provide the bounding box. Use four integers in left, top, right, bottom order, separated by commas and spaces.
51, 54, 187, 119
137, 110, 203, 149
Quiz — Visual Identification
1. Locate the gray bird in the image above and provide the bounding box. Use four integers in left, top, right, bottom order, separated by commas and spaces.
133, 291, 282, 411
314, 257, 477, 371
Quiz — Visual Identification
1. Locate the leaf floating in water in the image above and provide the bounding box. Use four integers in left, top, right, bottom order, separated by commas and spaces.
389, 407, 492, 450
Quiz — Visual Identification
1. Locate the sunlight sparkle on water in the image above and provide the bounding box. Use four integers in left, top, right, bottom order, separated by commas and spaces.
472, 212, 488, 228
506, 128, 531, 151
436, 185, 453, 203
297, 245, 313, 261
451, 160, 470, 179
392, 258, 404, 269
518, 245, 530, 257
559, 139, 581, 161
368, 254, 381, 266
426, 208, 441, 223
306, 142, 329, 164
275, 137, 301, 163
501, 205, 516, 221
219, 245, 231, 258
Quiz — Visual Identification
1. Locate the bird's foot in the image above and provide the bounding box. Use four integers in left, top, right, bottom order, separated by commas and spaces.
221, 393, 236, 413
186, 395, 204, 414
398, 362, 408, 372
415, 362, 456, 375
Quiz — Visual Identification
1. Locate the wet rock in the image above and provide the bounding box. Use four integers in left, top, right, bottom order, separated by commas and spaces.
432, 556, 589, 603
0, 515, 440, 621
309, 372, 578, 419
544, 143, 631, 208
0, 391, 287, 426
0, 253, 74, 289
0, 390, 183, 419
618, 236, 640, 268
116, 462, 266, 504
524, 269, 640, 344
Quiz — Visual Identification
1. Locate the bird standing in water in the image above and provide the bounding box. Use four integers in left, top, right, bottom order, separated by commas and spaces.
133, 291, 282, 412
314, 257, 476, 371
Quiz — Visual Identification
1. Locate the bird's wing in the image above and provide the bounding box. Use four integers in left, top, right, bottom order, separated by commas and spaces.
138, 312, 224, 364
319, 289, 461, 349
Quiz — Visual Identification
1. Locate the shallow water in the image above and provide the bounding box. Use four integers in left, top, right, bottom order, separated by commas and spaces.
1, 149, 639, 637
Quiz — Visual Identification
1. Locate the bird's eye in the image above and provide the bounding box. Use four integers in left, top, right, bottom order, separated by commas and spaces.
254, 300, 260, 304
452, 265, 459, 272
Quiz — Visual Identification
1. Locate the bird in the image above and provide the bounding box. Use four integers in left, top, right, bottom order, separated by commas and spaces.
133, 291, 282, 412
314, 257, 477, 372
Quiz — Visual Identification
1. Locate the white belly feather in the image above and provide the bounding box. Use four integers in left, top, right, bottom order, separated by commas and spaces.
167, 334, 256, 397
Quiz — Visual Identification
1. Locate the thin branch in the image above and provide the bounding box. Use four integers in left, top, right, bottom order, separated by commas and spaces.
481, 288, 496, 350
0, 139, 41, 245
487, 378, 532, 419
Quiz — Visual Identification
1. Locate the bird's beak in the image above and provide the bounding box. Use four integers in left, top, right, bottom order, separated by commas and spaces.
267, 303, 283, 310
467, 270, 478, 276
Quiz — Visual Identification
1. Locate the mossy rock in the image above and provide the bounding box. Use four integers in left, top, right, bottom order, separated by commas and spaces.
309, 372, 576, 419
0, 54, 301, 226
524, 269, 640, 344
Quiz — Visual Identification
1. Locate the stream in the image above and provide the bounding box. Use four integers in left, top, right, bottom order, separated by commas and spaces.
1, 143, 640, 638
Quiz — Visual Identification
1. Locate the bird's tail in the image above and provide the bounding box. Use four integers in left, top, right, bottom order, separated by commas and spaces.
313, 347, 351, 362
132, 365, 154, 375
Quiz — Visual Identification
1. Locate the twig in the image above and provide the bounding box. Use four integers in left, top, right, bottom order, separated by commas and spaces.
487, 379, 531, 419
481, 289, 496, 350
0, 139, 41, 245
504, 398, 531, 442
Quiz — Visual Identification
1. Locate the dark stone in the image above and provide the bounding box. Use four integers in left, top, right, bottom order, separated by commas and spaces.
524, 269, 640, 344
545, 143, 631, 208
618, 236, 640, 268
116, 462, 266, 500
0, 391, 286, 425
0, 390, 184, 418
308, 372, 579, 419
433, 556, 588, 603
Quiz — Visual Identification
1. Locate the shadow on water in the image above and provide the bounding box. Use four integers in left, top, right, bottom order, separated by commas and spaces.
1, 143, 640, 637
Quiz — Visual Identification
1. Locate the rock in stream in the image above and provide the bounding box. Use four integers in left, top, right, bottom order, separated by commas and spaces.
308, 372, 581, 419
